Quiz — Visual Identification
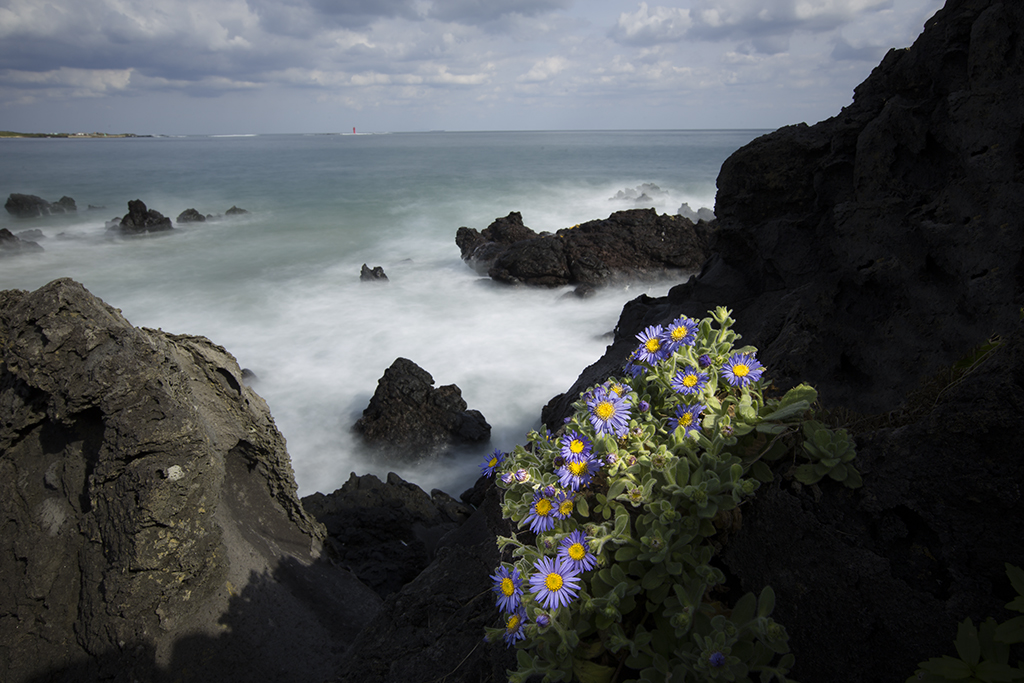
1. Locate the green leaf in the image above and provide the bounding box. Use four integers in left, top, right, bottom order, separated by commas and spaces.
615, 546, 639, 562
793, 463, 822, 485
573, 658, 616, 683
752, 461, 775, 483
1006, 565, 1024, 603
731, 592, 756, 625
974, 660, 1024, 682
759, 400, 810, 422
994, 615, 1024, 644
918, 655, 973, 679
778, 383, 818, 409
758, 585, 776, 618
955, 619, 981, 666
844, 467, 864, 489
827, 462, 848, 481
576, 496, 590, 518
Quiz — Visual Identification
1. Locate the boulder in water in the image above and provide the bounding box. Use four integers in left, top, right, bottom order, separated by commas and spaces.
4, 193, 77, 218
114, 199, 173, 234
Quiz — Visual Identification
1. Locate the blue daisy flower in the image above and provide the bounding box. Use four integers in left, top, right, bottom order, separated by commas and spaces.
557, 529, 597, 573
479, 449, 504, 477
671, 366, 709, 396
722, 352, 765, 388
560, 431, 592, 460
523, 489, 556, 534
671, 403, 705, 435
503, 607, 527, 647
529, 556, 581, 610
586, 387, 631, 437
635, 325, 669, 364
552, 490, 575, 519
662, 316, 698, 352
557, 453, 601, 491
490, 565, 524, 613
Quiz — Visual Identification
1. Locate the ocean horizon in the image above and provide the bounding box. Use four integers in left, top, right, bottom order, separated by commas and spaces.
0, 129, 767, 498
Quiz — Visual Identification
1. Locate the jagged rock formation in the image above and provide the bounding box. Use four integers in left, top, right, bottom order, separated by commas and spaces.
176, 208, 207, 223
4, 193, 76, 218
456, 208, 711, 287
0, 278, 380, 683
360, 264, 389, 282
538, 1, 1024, 681
113, 199, 174, 235
353, 357, 491, 459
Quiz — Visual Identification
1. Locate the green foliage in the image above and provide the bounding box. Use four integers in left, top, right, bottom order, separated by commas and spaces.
907, 564, 1024, 683
485, 307, 863, 682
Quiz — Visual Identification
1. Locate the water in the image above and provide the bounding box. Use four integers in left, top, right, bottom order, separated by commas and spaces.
0, 130, 766, 498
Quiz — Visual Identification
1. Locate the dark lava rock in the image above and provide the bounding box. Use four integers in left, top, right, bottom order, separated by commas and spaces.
353, 358, 490, 459
360, 263, 389, 282
301, 471, 473, 599
176, 208, 207, 223
225, 205, 249, 215
0, 227, 43, 256
114, 199, 174, 235
335, 479, 517, 683
536, 1, 1024, 681
0, 278, 380, 683
4, 193, 77, 218
458, 208, 710, 287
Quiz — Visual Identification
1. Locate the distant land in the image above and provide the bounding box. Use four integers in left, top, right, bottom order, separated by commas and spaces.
0, 131, 151, 138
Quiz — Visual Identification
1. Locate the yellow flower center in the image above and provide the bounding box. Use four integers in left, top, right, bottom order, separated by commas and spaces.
671, 326, 688, 341
506, 614, 521, 632
536, 499, 553, 516
488, 457, 498, 467
594, 401, 615, 421
645, 338, 661, 353
610, 384, 625, 396
734, 363, 749, 377
559, 499, 574, 516
682, 374, 697, 387
545, 572, 563, 591
568, 460, 587, 477
501, 577, 515, 596
680, 413, 693, 426
569, 439, 585, 454
568, 543, 586, 561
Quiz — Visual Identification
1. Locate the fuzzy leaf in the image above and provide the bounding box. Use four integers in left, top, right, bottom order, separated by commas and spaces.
759, 400, 811, 423
794, 463, 823, 485
730, 592, 756, 625
844, 467, 864, 489
955, 619, 981, 666
1006, 565, 1024, 603
994, 615, 1024, 644
752, 461, 775, 483
918, 655, 973, 679
973, 660, 1023, 682
576, 496, 590, 518
827, 462, 848, 481
573, 659, 616, 683
615, 546, 639, 562
758, 585, 776, 618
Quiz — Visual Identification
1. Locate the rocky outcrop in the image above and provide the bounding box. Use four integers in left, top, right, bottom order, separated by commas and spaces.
176, 208, 207, 223
302, 472, 474, 599
539, 1, 1024, 681
457, 208, 711, 287
113, 199, 173, 235
0, 278, 380, 683
225, 205, 249, 215
360, 264, 389, 282
4, 193, 76, 218
353, 358, 491, 459
0, 228, 43, 256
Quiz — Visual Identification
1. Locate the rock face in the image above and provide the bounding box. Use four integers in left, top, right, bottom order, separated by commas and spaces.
456, 208, 710, 287
4, 193, 77, 218
539, 1, 1024, 681
353, 357, 491, 459
0, 278, 380, 683
0, 228, 43, 256
115, 199, 173, 234
176, 208, 207, 223
360, 263, 389, 282
302, 471, 474, 599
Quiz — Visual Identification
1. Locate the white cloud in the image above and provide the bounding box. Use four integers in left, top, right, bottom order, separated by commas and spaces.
611, 3, 693, 45
517, 55, 569, 82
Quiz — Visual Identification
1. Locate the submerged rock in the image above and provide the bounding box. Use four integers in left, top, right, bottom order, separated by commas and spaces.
176, 207, 207, 223
0, 278, 379, 683
353, 357, 491, 459
0, 227, 44, 256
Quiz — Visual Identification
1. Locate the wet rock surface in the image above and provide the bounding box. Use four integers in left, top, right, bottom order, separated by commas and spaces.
113, 198, 174, 235
4, 193, 76, 218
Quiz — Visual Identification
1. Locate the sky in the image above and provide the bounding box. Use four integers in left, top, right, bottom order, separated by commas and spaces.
0, 0, 943, 135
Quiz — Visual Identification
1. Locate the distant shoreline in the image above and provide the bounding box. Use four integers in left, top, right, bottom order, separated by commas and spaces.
0, 131, 151, 139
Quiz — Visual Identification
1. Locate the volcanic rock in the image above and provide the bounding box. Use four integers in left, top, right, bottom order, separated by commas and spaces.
0, 227, 44, 256
0, 278, 380, 683
4, 193, 77, 218
457, 208, 710, 287
301, 471, 473, 598
353, 357, 490, 459
114, 199, 174, 234
360, 264, 389, 282
176, 208, 207, 223
225, 205, 249, 215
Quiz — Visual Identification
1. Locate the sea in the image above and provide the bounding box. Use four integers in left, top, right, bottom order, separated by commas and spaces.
0, 129, 766, 499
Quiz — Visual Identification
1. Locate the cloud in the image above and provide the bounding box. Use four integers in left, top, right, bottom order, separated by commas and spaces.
612, 0, 894, 51
428, 0, 571, 24
517, 55, 569, 82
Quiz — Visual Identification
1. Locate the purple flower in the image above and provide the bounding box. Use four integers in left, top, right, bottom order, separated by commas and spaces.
504, 607, 527, 647
479, 449, 504, 477
722, 352, 765, 388
552, 490, 575, 519
490, 565, 523, 613
557, 529, 597, 572
671, 366, 709, 396
698, 353, 712, 368
709, 651, 726, 667
558, 453, 601, 491
523, 490, 556, 534
529, 556, 581, 610
671, 403, 705, 435
662, 316, 697, 352
635, 325, 669, 364
586, 387, 631, 437
560, 431, 592, 460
